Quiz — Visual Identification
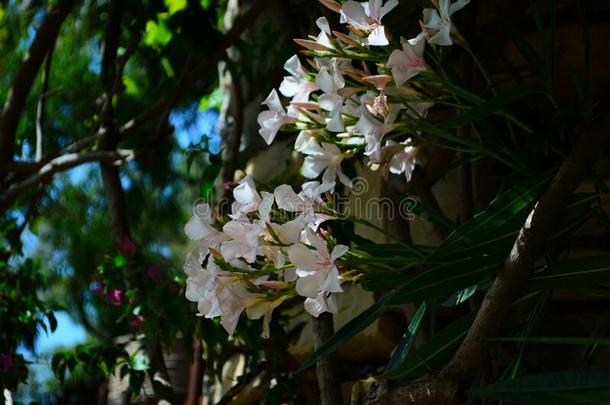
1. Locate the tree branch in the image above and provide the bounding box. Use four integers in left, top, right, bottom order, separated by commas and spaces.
444, 111, 610, 381
0, 150, 134, 214
0, 0, 74, 177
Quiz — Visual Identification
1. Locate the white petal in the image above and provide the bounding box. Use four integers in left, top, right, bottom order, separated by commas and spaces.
284, 55, 304, 77
379, 0, 399, 19
287, 243, 319, 274
258, 191, 274, 222
331, 244, 349, 262
340, 1, 369, 30
279, 76, 300, 98
316, 16, 332, 35
262, 89, 284, 112
302, 157, 327, 179
320, 266, 343, 293
296, 275, 322, 298
367, 25, 389, 46
304, 294, 328, 317
429, 24, 453, 46
274, 184, 303, 211
233, 176, 261, 213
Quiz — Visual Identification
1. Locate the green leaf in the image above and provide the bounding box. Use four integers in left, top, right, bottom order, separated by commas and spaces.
385, 313, 475, 381
384, 302, 427, 374
439, 87, 539, 131
164, 0, 187, 15
390, 255, 502, 305
143, 18, 172, 48
297, 291, 397, 373
491, 337, 610, 346
471, 367, 610, 404
525, 256, 610, 292
199, 87, 224, 111
442, 285, 478, 307
431, 174, 550, 261
114, 255, 127, 268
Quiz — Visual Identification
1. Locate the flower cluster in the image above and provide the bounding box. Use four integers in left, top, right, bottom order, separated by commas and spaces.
184, 176, 349, 336
257, 0, 469, 189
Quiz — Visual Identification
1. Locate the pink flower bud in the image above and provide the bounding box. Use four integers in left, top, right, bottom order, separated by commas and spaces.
108, 289, 124, 306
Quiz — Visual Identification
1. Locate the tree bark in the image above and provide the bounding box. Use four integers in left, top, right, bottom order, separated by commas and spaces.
312, 313, 343, 405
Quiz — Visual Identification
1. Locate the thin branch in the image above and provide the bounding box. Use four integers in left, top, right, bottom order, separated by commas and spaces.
444, 112, 610, 381
0, 150, 134, 214
36, 45, 55, 162
0, 0, 74, 177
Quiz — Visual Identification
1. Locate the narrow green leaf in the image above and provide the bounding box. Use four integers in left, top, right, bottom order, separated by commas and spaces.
385, 313, 475, 381
390, 255, 502, 305
442, 285, 478, 307
526, 256, 610, 292
440, 87, 540, 130
384, 302, 427, 374
491, 337, 610, 345
471, 367, 610, 404
431, 174, 550, 260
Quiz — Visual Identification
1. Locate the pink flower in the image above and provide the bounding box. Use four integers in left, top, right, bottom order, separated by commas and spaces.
116, 237, 136, 257
146, 266, 161, 281
0, 354, 12, 373
108, 289, 124, 306
129, 314, 145, 329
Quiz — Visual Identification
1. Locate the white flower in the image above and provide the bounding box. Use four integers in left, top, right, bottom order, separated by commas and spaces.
301, 139, 352, 188
257, 89, 295, 145
386, 140, 418, 182
355, 109, 397, 163
304, 292, 338, 317
316, 61, 346, 132
220, 220, 264, 263
340, 0, 399, 46
387, 37, 427, 86
184, 203, 230, 253
413, 0, 470, 46
184, 254, 222, 319
287, 229, 348, 300
232, 176, 274, 222
274, 181, 335, 229
279, 55, 319, 116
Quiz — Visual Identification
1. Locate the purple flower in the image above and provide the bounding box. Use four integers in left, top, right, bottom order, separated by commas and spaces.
116, 237, 136, 257
129, 314, 145, 329
108, 289, 124, 306
145, 266, 161, 281
0, 354, 12, 373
